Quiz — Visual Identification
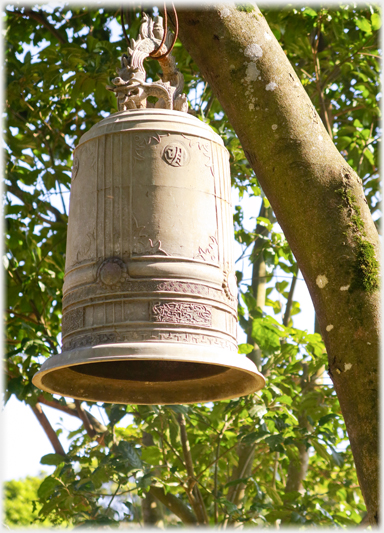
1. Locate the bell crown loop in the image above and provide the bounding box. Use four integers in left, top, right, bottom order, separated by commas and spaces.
107, 13, 188, 113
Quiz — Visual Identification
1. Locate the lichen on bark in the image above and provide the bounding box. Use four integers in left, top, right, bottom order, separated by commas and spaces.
336, 185, 380, 293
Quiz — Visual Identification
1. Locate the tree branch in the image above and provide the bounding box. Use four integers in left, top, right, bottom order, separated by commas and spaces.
5, 308, 40, 326
178, 413, 208, 525
311, 24, 333, 138
31, 402, 67, 457
11, 8, 67, 44
7, 184, 65, 224
149, 486, 198, 525
74, 400, 97, 438
283, 265, 298, 327
37, 395, 107, 434
247, 202, 273, 368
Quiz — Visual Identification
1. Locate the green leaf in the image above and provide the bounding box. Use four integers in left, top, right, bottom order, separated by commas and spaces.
311, 439, 332, 464
371, 13, 381, 31
238, 343, 254, 354
225, 477, 250, 488
265, 486, 283, 506
40, 454, 67, 466
303, 7, 317, 17
37, 476, 61, 499
277, 394, 292, 406
265, 434, 284, 452
356, 18, 372, 34
330, 446, 344, 467
117, 441, 142, 469
141, 446, 162, 466
318, 413, 338, 426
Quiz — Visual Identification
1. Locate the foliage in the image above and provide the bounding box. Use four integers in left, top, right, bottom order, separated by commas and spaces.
4, 3, 379, 528
3, 474, 61, 527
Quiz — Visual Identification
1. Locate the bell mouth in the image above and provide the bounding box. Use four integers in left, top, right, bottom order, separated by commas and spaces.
71, 359, 228, 382
32, 342, 265, 405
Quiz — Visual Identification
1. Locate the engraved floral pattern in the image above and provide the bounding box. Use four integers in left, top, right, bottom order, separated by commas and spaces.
152, 302, 212, 326
62, 307, 84, 336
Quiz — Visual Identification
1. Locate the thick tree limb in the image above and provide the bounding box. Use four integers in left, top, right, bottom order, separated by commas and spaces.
177, 5, 379, 525
31, 403, 67, 457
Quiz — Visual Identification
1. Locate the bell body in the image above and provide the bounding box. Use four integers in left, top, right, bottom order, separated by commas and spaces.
33, 109, 265, 404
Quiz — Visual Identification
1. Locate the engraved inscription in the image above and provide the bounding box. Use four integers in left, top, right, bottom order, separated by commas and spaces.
62, 307, 84, 336
72, 157, 79, 180
132, 215, 169, 256
134, 133, 170, 161
162, 142, 189, 167
195, 236, 218, 262
152, 302, 212, 327
63, 330, 236, 353
76, 231, 95, 264
181, 135, 214, 177
63, 280, 238, 314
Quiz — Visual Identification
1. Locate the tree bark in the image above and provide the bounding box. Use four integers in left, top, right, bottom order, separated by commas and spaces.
177, 4, 380, 525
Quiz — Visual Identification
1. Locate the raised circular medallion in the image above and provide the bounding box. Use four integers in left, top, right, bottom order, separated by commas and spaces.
98, 258, 127, 288
162, 142, 189, 167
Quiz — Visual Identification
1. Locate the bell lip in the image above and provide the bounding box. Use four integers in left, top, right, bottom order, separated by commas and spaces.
32, 342, 266, 405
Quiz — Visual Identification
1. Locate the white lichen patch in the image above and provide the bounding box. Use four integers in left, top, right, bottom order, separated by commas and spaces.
344, 363, 352, 372
316, 274, 328, 288
266, 82, 278, 91
326, 325, 334, 332
245, 62, 260, 82
340, 285, 350, 291
249, 103, 254, 110
367, 342, 372, 345
271, 124, 278, 131
244, 43, 263, 60
219, 7, 231, 17
336, 369, 341, 374
264, 32, 272, 41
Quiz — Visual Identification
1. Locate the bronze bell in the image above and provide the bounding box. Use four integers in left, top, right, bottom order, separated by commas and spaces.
32, 14, 265, 404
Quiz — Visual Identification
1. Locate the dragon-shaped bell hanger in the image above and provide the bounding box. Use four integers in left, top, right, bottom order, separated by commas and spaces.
108, 12, 188, 112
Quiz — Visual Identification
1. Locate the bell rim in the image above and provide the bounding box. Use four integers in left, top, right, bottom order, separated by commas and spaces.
32, 342, 266, 405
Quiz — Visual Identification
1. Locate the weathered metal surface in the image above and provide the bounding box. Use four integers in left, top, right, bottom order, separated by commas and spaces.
32, 109, 265, 404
